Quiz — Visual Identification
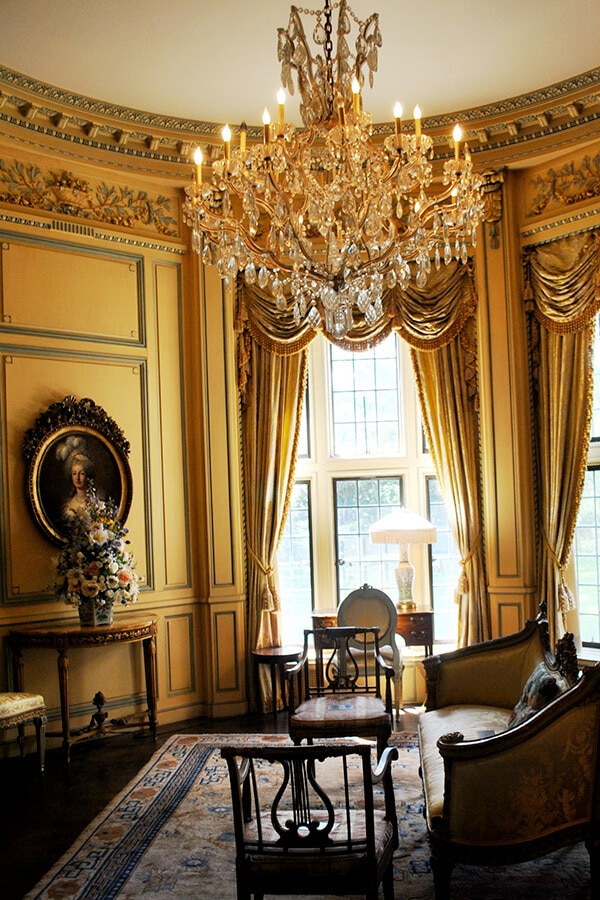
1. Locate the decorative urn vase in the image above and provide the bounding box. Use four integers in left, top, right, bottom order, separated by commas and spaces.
54, 492, 139, 626
77, 598, 114, 627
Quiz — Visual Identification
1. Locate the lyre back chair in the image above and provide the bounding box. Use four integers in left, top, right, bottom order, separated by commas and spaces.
337, 584, 405, 717
286, 625, 394, 756
221, 742, 399, 900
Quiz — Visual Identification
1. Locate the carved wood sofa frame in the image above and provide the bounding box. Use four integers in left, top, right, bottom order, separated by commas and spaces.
418, 614, 600, 898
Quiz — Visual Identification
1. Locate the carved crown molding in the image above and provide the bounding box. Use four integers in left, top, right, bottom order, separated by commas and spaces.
1, 65, 600, 175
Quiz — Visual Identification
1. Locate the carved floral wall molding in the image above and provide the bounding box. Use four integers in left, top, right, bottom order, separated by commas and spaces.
528, 153, 600, 217
0, 158, 178, 236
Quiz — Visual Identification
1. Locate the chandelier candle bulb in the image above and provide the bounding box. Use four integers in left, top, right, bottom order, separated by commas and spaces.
193, 147, 203, 185
277, 88, 285, 124
414, 105, 422, 140
453, 123, 462, 161
262, 107, 271, 144
352, 76, 361, 116
240, 121, 247, 154
393, 102, 402, 138
222, 124, 231, 160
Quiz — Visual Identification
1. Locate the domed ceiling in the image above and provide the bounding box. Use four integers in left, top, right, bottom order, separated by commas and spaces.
1, 0, 599, 126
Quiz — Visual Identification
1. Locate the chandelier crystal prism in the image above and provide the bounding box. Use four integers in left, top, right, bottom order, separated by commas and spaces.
183, 0, 484, 339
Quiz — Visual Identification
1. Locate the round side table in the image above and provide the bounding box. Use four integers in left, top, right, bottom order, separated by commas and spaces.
252, 646, 302, 717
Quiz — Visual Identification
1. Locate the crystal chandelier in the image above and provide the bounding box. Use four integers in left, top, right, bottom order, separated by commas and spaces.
183, 0, 484, 339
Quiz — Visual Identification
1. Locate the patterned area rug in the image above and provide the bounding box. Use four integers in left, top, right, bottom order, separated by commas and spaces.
26, 732, 591, 899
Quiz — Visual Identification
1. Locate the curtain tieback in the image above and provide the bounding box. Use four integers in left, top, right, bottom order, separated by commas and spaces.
455, 532, 482, 599
541, 528, 576, 613
246, 543, 278, 612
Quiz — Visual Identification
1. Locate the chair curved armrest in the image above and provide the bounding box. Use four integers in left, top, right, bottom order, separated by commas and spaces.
371, 745, 399, 781
374, 649, 395, 677
286, 645, 309, 679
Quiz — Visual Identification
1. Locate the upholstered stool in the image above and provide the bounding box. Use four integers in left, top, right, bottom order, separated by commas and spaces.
0, 692, 47, 772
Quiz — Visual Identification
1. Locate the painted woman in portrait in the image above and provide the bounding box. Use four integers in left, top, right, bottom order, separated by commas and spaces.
55, 435, 100, 521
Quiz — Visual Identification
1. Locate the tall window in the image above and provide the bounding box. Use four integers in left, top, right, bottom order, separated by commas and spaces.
334, 476, 403, 601
277, 481, 313, 640
574, 312, 600, 647
427, 476, 460, 643
278, 332, 460, 646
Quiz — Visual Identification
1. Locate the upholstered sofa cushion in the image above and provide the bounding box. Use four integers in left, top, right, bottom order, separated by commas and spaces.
507, 662, 569, 728
418, 704, 512, 823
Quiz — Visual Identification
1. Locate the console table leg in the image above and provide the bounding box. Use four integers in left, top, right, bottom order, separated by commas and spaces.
143, 635, 158, 740
57, 650, 71, 762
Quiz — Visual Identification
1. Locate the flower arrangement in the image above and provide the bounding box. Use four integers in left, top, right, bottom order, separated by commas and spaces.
54, 491, 139, 615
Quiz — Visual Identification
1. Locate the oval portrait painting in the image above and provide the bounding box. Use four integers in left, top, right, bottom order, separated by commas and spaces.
26, 410, 132, 545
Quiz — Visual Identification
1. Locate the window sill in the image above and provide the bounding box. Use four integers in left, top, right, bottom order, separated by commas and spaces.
579, 647, 600, 665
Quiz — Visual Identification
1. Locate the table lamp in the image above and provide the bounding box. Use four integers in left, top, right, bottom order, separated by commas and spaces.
369, 509, 437, 611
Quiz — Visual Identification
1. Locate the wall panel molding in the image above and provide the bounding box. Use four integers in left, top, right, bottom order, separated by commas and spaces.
0, 349, 150, 603
0, 232, 145, 345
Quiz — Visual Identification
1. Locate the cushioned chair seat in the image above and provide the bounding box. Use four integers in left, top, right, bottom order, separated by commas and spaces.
0, 691, 47, 772
0, 692, 45, 718
290, 693, 391, 729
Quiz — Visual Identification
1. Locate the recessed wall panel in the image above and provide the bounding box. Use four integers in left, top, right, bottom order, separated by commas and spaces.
0, 240, 142, 342
155, 262, 189, 587
2, 352, 148, 599
165, 613, 195, 694
214, 610, 238, 692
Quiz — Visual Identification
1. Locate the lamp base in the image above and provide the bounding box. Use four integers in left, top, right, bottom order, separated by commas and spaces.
396, 599, 417, 612
395, 552, 416, 613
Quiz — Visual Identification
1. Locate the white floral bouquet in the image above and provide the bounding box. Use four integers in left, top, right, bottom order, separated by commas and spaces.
55, 492, 139, 611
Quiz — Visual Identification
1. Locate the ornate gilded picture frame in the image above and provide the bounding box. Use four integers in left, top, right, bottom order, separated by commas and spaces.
23, 396, 133, 545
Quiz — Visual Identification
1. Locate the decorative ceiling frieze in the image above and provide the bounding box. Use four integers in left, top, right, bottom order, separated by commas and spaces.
1, 65, 600, 176
527, 153, 600, 218
0, 157, 179, 237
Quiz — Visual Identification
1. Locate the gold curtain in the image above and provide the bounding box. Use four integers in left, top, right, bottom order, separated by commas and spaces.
395, 264, 488, 645
524, 230, 600, 643
238, 308, 308, 697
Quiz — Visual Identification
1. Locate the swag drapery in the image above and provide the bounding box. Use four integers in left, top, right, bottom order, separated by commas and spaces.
236, 259, 487, 706
524, 230, 600, 645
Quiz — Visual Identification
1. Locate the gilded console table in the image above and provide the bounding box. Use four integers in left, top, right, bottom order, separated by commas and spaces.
10, 614, 158, 762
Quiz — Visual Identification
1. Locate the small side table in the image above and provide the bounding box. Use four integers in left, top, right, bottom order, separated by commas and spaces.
252, 646, 302, 717
396, 609, 434, 656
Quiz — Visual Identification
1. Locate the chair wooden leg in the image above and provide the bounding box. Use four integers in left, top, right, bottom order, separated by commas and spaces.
34, 715, 47, 773
17, 722, 26, 758
430, 854, 453, 900
382, 859, 394, 900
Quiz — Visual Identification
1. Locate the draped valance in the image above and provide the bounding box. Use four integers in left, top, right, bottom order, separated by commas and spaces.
524, 230, 600, 333
236, 260, 477, 358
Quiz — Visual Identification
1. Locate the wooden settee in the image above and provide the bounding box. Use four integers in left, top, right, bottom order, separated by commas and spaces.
418, 612, 600, 898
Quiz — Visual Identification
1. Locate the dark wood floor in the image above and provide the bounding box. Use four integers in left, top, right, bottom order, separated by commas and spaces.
0, 710, 418, 900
